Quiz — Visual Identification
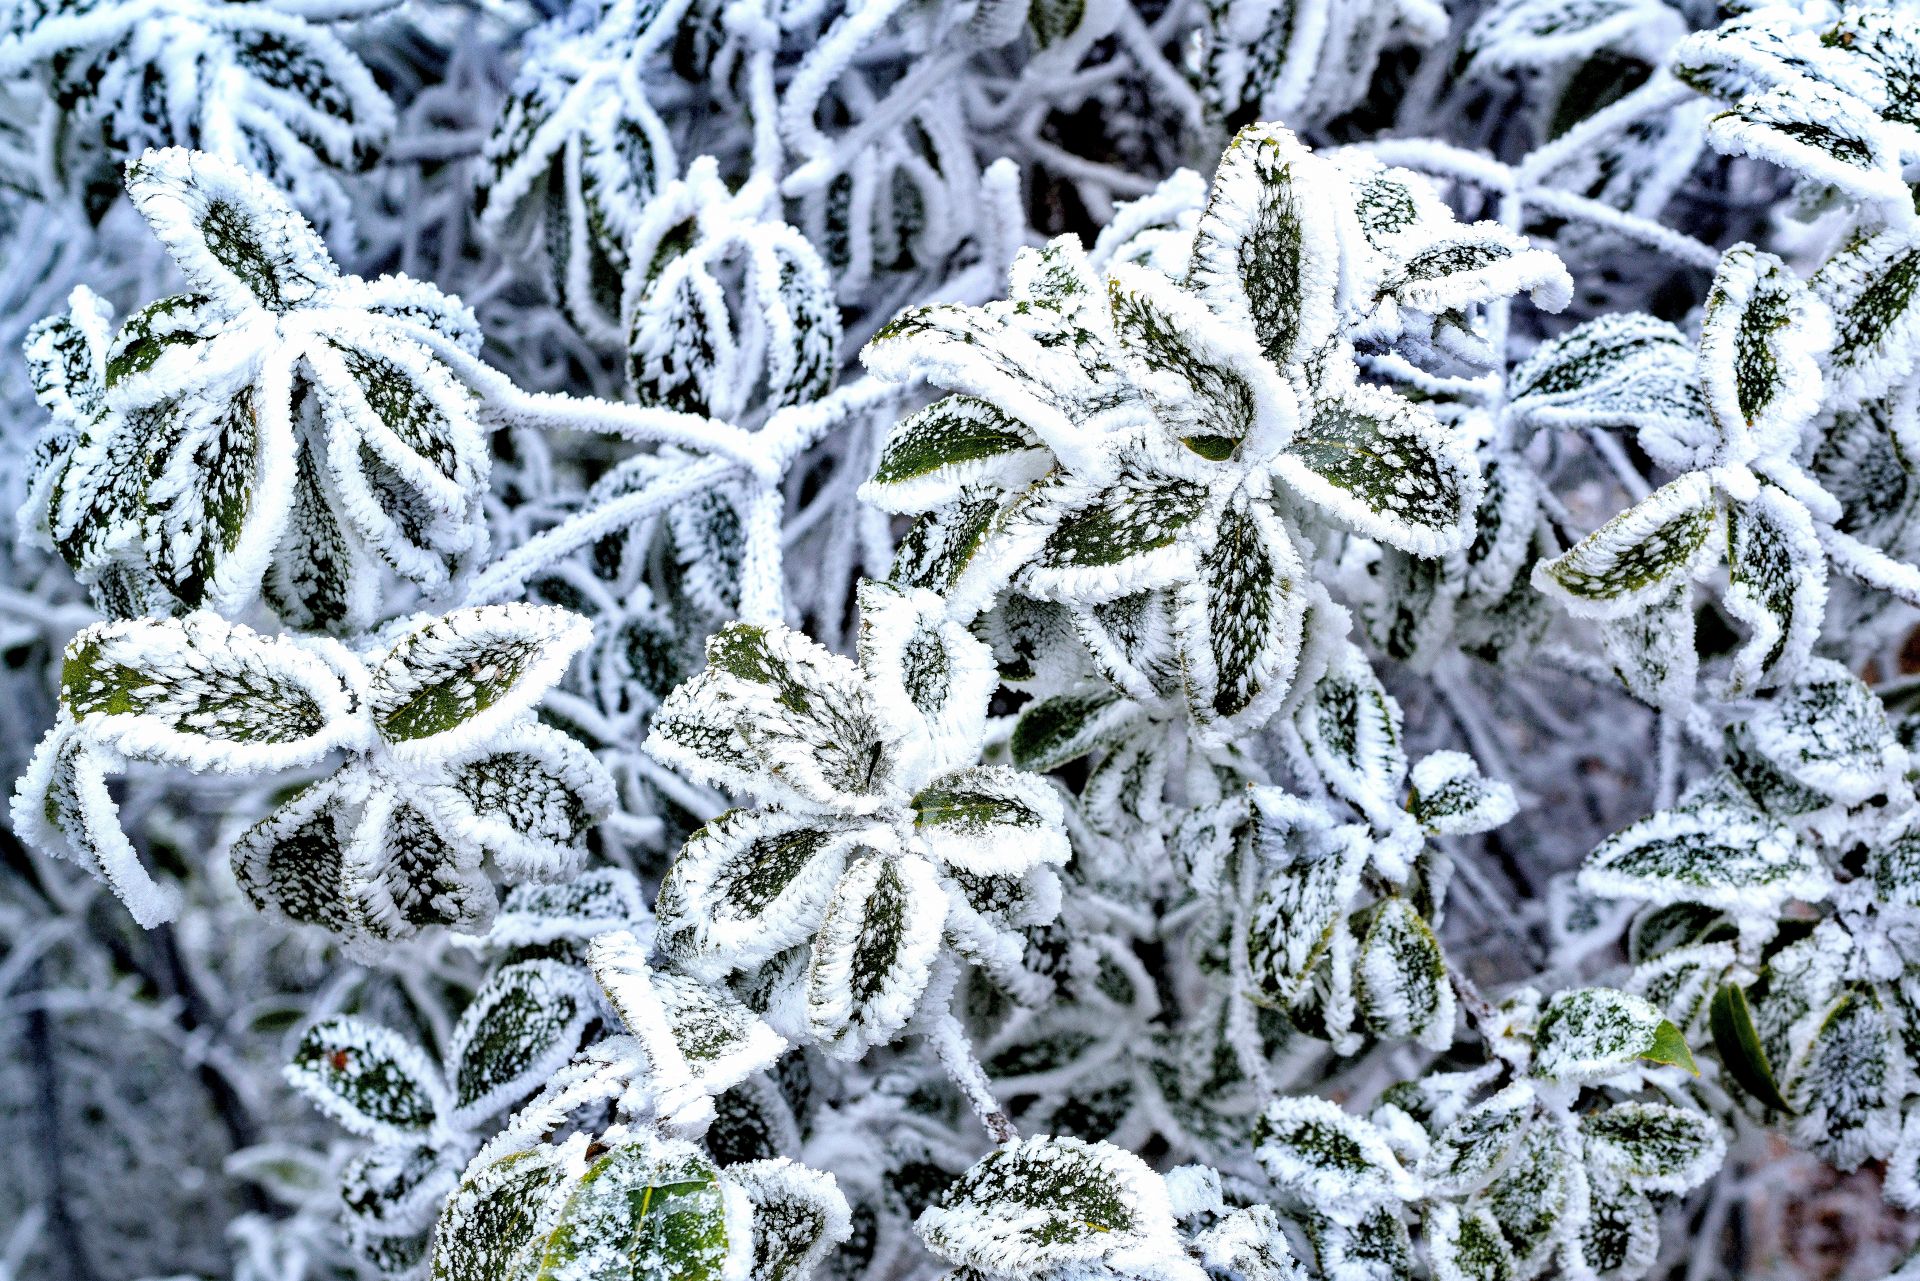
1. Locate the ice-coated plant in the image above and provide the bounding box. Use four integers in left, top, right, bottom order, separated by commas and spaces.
16, 0, 1920, 1279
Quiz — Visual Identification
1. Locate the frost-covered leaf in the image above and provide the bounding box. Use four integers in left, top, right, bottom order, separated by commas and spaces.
647, 622, 892, 811
437, 1130, 745, 1281
1723, 486, 1827, 695
1533, 472, 1721, 617
863, 396, 1050, 514
1425, 1202, 1516, 1281
1185, 123, 1341, 373
1506, 314, 1709, 462
369, 604, 592, 753
1408, 751, 1518, 836
729, 1158, 852, 1281
589, 930, 786, 1127
804, 851, 946, 1058
1697, 245, 1831, 460
10, 722, 181, 928
1254, 1097, 1420, 1220
1579, 802, 1830, 921
916, 1136, 1183, 1276
286, 1017, 445, 1143
1245, 792, 1370, 1006
654, 808, 861, 979
1190, 1204, 1305, 1281
910, 765, 1069, 875
1107, 261, 1296, 461
1275, 380, 1481, 557
485, 869, 649, 951
855, 580, 997, 779
1786, 985, 1902, 1171
423, 723, 614, 879
1530, 987, 1695, 1083
1704, 81, 1913, 226
125, 147, 337, 313
448, 960, 596, 1128
1418, 1082, 1535, 1198
1020, 465, 1212, 605
1177, 493, 1310, 742
1816, 227, 1920, 412
1574, 1164, 1657, 1281
1475, 1121, 1580, 1276
1745, 657, 1898, 804
60, 613, 360, 772
1355, 898, 1455, 1051
1578, 1102, 1724, 1194
430, 1138, 581, 1281
1294, 645, 1407, 825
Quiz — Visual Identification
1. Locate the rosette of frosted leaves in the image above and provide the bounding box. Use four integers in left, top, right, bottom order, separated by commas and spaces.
917, 1135, 1295, 1281
1517, 244, 1843, 701
475, 0, 683, 343
11, 604, 614, 945
1674, 2, 1920, 231
282, 936, 615, 1274
862, 124, 1567, 747
1577, 660, 1920, 1198
0, 0, 395, 227
20, 148, 492, 632
1191, 0, 1449, 136
1174, 698, 1517, 1056
644, 580, 1070, 1059
433, 1120, 851, 1281
624, 158, 841, 422
1255, 987, 1716, 1281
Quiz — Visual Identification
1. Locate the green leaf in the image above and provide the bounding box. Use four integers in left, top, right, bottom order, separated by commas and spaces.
449, 960, 595, 1125
1425, 1202, 1516, 1281
1254, 1097, 1420, 1214
1275, 380, 1480, 557
370, 604, 592, 751
1531, 987, 1697, 1083
916, 1136, 1177, 1275
1533, 472, 1720, 617
729, 1159, 852, 1281
537, 1134, 739, 1281
1355, 898, 1455, 1051
1009, 689, 1133, 772
287, 1016, 445, 1142
1185, 123, 1341, 372
1578, 1102, 1725, 1194
804, 852, 946, 1058
60, 613, 359, 773
1419, 1082, 1536, 1198
863, 395, 1048, 514
1408, 751, 1518, 837
1473, 1122, 1578, 1275
1245, 793, 1369, 1008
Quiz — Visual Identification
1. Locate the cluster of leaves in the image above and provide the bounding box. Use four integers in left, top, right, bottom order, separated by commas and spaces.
16, 0, 1920, 1279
